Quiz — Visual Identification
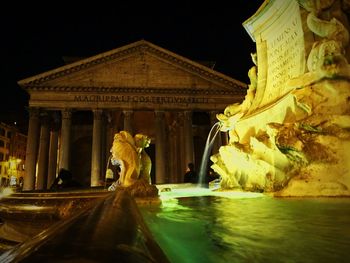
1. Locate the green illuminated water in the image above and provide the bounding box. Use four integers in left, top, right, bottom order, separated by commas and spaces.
139, 188, 350, 263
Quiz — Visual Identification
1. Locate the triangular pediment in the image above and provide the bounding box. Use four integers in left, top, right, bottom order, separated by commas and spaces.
18, 40, 247, 93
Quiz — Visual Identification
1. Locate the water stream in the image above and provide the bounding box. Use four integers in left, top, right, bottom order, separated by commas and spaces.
198, 122, 222, 186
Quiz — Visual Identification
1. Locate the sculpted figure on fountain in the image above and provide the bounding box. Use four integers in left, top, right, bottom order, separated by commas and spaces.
211, 0, 350, 196
109, 131, 158, 197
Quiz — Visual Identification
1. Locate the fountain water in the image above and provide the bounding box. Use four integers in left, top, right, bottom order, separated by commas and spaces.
198, 122, 222, 187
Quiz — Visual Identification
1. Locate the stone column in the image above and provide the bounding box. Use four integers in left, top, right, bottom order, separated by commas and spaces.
183, 110, 194, 167
23, 108, 40, 191
123, 110, 133, 134
100, 112, 107, 179
36, 112, 50, 190
210, 111, 222, 154
91, 109, 103, 186
105, 111, 117, 156
177, 112, 186, 181
168, 120, 176, 183
154, 110, 166, 184
47, 112, 60, 188
59, 109, 72, 171
168, 114, 183, 183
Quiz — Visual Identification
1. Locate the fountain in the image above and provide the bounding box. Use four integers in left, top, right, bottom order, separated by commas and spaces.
1, 1, 350, 261
210, 0, 350, 197
0, 131, 165, 261
108, 131, 159, 198
0, 190, 169, 263
0, 188, 111, 253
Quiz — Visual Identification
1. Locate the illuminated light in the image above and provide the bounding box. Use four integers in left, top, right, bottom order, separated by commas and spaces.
15, 205, 55, 212
0, 187, 14, 198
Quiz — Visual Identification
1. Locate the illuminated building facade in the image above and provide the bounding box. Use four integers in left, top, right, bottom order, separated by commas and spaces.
0, 122, 27, 187
18, 40, 247, 190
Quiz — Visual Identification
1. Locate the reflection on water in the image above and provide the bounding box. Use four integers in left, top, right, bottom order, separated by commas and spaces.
139, 189, 350, 263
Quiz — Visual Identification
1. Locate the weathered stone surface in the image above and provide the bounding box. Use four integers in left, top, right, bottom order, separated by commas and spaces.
212, 0, 350, 197
18, 40, 247, 111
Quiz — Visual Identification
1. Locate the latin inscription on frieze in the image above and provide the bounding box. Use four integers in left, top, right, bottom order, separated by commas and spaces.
73, 95, 209, 104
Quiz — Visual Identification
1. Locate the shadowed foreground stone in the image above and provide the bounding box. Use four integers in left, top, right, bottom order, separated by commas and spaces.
0, 189, 169, 263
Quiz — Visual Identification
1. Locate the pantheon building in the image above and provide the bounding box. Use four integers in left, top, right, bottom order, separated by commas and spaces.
18, 40, 247, 190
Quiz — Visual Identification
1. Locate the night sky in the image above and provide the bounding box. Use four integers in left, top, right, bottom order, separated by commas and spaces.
1, 1, 263, 132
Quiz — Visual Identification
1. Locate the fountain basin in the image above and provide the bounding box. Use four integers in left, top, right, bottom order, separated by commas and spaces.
140, 185, 350, 263
0, 189, 169, 263
0, 188, 111, 251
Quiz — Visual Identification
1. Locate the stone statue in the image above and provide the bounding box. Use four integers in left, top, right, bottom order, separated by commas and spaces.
304, 0, 350, 77
134, 133, 152, 184
242, 53, 258, 112
210, 0, 350, 197
109, 131, 158, 198
110, 131, 140, 187
216, 52, 258, 143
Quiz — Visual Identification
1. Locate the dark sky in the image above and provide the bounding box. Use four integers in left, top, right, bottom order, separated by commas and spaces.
1, 1, 263, 130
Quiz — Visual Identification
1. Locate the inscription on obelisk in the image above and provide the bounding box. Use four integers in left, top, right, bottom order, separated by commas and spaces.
243, 0, 305, 112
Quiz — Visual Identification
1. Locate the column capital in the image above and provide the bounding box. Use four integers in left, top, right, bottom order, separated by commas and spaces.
105, 111, 113, 124
154, 110, 165, 119
27, 107, 40, 119
123, 110, 134, 117
123, 110, 134, 134
61, 108, 72, 120
183, 110, 192, 121
93, 109, 103, 120
40, 111, 50, 126
50, 111, 61, 131
175, 112, 184, 126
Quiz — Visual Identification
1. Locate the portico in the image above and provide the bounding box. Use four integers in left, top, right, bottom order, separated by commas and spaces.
18, 40, 247, 190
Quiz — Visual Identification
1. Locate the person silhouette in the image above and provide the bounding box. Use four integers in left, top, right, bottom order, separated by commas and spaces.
50, 168, 81, 190
184, 163, 198, 183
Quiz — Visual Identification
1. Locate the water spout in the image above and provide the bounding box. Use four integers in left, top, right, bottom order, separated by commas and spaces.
198, 122, 221, 187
